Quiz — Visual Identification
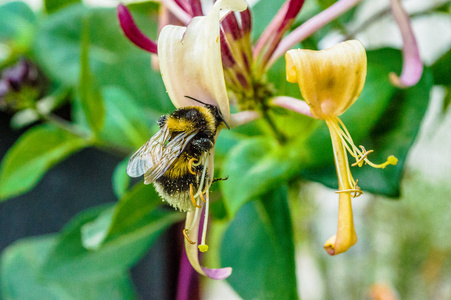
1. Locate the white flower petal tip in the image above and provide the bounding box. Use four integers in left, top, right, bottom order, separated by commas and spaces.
202, 267, 233, 280
229, 111, 260, 128
270, 96, 315, 118
218, 0, 248, 12
158, 0, 248, 123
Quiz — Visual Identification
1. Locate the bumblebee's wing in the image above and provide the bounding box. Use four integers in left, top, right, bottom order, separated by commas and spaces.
127, 125, 198, 183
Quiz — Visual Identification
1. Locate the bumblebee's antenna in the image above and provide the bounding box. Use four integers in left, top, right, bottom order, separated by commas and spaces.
184, 95, 208, 106
184, 95, 230, 130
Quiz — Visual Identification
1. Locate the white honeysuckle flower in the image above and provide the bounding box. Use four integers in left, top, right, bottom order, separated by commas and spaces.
156, 0, 247, 280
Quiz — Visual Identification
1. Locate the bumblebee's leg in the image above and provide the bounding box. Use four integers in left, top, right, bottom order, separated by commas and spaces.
191, 138, 214, 154
157, 115, 168, 128
212, 176, 229, 184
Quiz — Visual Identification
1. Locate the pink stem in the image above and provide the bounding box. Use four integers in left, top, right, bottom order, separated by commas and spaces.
253, 1, 288, 58
161, 0, 192, 25
389, 0, 423, 88
268, 0, 362, 68
189, 0, 203, 16
270, 96, 315, 118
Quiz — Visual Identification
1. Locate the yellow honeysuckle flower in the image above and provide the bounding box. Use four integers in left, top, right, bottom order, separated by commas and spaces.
286, 40, 397, 255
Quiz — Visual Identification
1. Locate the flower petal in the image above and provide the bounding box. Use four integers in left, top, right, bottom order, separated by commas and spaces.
389, 0, 423, 88
117, 4, 158, 54
285, 40, 367, 119
158, 0, 247, 122
184, 151, 232, 280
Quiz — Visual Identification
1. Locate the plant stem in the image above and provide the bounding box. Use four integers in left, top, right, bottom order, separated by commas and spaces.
262, 105, 286, 144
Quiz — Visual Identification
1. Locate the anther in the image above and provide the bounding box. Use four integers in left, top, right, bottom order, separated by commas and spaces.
198, 244, 209, 252
188, 157, 198, 175
190, 184, 201, 208
183, 229, 196, 244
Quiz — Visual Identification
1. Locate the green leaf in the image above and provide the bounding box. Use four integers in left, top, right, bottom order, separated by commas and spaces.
45, 0, 80, 14
301, 49, 433, 197
0, 235, 136, 300
99, 86, 151, 149
431, 46, 451, 85
112, 158, 131, 199
81, 182, 176, 250
40, 194, 181, 281
221, 187, 298, 300
221, 137, 304, 216
0, 1, 36, 52
33, 4, 172, 113
77, 15, 105, 134
0, 125, 88, 201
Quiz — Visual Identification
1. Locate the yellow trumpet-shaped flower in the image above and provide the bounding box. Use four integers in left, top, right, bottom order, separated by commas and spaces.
286, 40, 397, 255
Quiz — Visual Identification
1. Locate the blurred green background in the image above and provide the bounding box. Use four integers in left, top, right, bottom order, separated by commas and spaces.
0, 0, 450, 299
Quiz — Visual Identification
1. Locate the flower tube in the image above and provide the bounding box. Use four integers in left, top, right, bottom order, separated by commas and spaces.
285, 40, 397, 255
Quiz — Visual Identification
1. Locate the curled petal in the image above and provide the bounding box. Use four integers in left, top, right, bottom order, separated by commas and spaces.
286, 40, 367, 119
184, 210, 232, 279
158, 0, 247, 122
117, 4, 158, 54
270, 0, 361, 68
270, 96, 315, 118
389, 0, 423, 88
184, 152, 232, 280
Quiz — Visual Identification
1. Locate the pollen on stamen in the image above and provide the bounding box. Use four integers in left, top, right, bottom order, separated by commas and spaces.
198, 244, 209, 252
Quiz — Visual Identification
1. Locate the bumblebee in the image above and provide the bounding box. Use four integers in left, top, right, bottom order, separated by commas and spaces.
127, 96, 229, 212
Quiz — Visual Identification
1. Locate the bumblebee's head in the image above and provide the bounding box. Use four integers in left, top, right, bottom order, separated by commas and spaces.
184, 96, 230, 130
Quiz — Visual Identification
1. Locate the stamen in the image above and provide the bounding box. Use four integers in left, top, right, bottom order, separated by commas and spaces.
351, 146, 374, 167
199, 191, 207, 203
199, 182, 210, 253
183, 228, 196, 244
190, 184, 201, 208
188, 157, 198, 175
335, 180, 363, 198
194, 155, 209, 198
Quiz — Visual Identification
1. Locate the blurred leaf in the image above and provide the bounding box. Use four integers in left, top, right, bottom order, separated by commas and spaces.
317, 0, 336, 9
82, 182, 178, 250
221, 137, 306, 216
33, 4, 172, 113
78, 15, 105, 134
0, 235, 136, 300
221, 187, 298, 300
99, 86, 151, 149
112, 158, 131, 199
39, 193, 181, 281
0, 1, 36, 53
301, 49, 433, 197
431, 47, 451, 85
45, 0, 80, 14
443, 86, 451, 114
0, 125, 88, 201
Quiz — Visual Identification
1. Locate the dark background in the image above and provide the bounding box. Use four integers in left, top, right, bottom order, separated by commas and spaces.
0, 110, 181, 299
